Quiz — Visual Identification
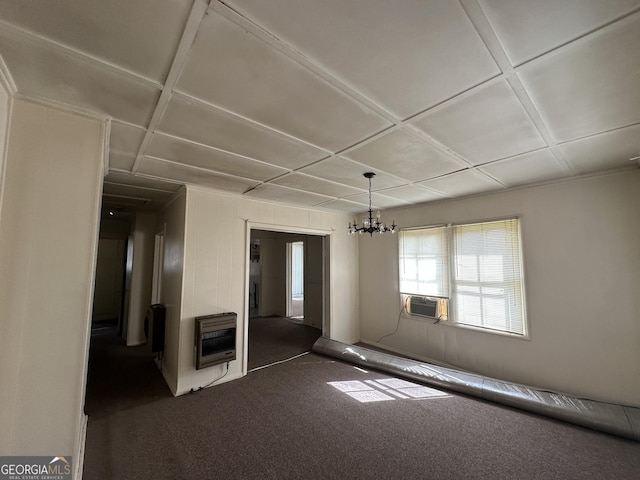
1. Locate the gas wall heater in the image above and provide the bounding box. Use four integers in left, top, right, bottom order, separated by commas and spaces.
194, 312, 237, 370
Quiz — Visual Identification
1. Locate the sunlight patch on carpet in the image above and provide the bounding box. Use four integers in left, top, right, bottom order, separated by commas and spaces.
328, 378, 449, 403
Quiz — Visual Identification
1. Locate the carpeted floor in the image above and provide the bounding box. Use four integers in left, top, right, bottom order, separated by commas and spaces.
247, 316, 322, 371
83, 324, 640, 479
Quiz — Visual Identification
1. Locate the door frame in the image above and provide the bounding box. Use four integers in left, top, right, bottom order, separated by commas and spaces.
244, 221, 331, 376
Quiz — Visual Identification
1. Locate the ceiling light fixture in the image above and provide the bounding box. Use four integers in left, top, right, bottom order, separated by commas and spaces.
348, 172, 397, 236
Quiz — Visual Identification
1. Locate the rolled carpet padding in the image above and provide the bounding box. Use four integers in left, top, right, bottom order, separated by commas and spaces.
312, 336, 640, 441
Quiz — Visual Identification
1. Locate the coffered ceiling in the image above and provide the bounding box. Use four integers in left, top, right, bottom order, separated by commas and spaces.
1, 0, 639, 213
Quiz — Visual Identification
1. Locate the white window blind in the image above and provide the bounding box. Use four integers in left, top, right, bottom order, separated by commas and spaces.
399, 226, 448, 297
398, 218, 526, 336
452, 219, 525, 335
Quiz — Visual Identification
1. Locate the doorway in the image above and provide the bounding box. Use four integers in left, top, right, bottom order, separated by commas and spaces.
287, 241, 304, 319
91, 237, 127, 336
245, 225, 330, 373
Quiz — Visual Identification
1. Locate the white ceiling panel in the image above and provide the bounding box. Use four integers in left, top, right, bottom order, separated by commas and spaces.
0, 27, 161, 125
157, 95, 326, 169
519, 14, 640, 142
175, 9, 391, 151
271, 173, 364, 198
479, 149, 568, 187
102, 181, 175, 205
1, 1, 637, 214
104, 171, 182, 193
225, 0, 500, 119
109, 152, 136, 172
300, 157, 407, 190
411, 80, 546, 165
346, 129, 466, 181
101, 195, 150, 210
138, 157, 259, 194
377, 185, 447, 204
243, 184, 333, 207
557, 124, 640, 175
418, 169, 503, 197
0, 0, 192, 82
103, 171, 180, 210
146, 134, 288, 182
314, 199, 369, 214
110, 120, 146, 157
480, 0, 640, 66
344, 192, 408, 210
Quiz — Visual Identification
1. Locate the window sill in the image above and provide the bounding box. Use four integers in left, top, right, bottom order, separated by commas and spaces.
432, 318, 531, 341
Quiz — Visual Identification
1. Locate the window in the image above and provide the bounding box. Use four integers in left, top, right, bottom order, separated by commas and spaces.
399, 218, 526, 336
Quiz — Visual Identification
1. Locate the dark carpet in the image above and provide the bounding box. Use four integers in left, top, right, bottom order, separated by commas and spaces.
247, 316, 322, 371
83, 329, 640, 479
84, 335, 172, 419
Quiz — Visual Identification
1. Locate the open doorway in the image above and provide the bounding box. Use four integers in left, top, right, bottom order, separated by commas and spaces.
287, 241, 304, 319
91, 237, 127, 336
246, 226, 330, 372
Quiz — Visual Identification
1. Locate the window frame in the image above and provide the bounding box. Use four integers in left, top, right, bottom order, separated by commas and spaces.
398, 217, 528, 338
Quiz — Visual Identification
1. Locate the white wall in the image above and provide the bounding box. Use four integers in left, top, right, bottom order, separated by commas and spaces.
0, 79, 9, 218
359, 169, 640, 408
0, 100, 104, 466
258, 237, 286, 316
155, 189, 187, 394
172, 186, 359, 395
126, 211, 156, 346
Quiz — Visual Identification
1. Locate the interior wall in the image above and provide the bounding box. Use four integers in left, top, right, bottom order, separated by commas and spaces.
304, 235, 323, 329
126, 211, 157, 346
92, 238, 126, 322
359, 169, 640, 408
0, 79, 9, 218
0, 100, 104, 462
173, 186, 358, 396
154, 189, 187, 394
248, 230, 324, 326
99, 217, 131, 239
258, 237, 286, 316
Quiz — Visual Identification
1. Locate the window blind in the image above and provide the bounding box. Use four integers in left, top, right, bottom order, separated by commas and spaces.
399, 226, 449, 297
452, 219, 525, 334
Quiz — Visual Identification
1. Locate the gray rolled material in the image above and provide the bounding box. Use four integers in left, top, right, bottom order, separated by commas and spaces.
312, 336, 640, 441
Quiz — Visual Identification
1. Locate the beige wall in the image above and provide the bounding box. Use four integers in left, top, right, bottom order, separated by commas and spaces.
257, 237, 286, 316
304, 234, 324, 329
168, 186, 358, 395
359, 169, 640, 408
0, 80, 9, 217
0, 100, 104, 467
155, 189, 187, 394
126, 211, 157, 346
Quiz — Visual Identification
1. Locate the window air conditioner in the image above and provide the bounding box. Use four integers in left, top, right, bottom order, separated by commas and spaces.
405, 295, 447, 320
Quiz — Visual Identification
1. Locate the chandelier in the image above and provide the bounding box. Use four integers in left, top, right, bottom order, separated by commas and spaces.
348, 172, 397, 236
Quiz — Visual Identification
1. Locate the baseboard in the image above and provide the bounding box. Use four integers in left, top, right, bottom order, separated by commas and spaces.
174, 371, 244, 397
359, 338, 459, 370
